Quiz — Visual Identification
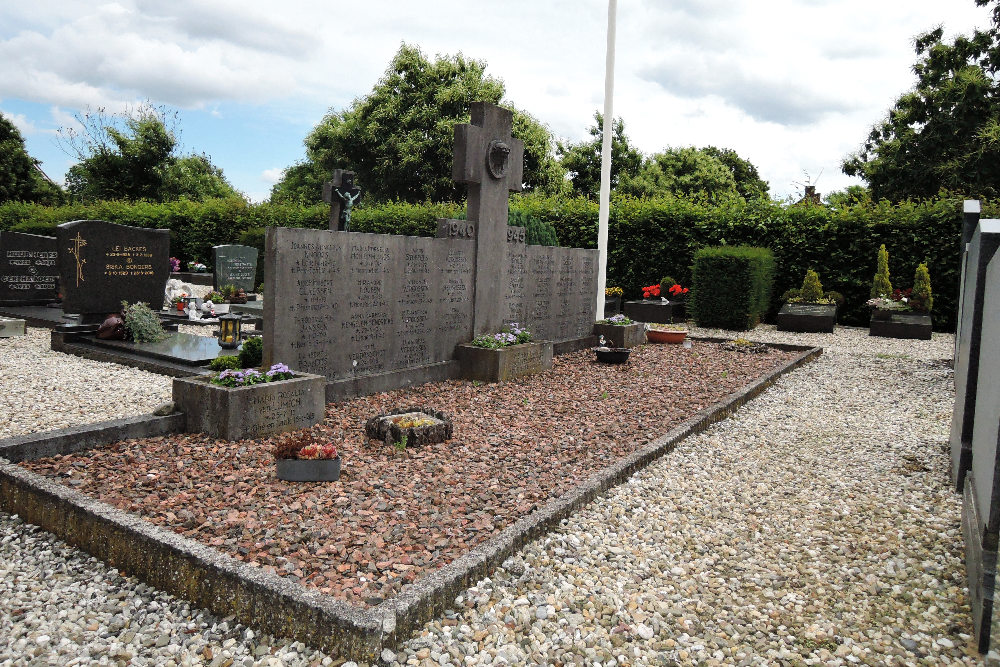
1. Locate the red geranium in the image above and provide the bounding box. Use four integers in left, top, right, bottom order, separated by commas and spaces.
668, 284, 689, 296
641, 284, 661, 298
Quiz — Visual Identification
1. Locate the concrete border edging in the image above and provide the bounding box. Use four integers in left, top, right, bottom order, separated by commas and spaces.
0, 343, 822, 660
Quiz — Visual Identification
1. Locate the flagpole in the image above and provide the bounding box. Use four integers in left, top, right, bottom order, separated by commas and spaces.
595, 0, 617, 321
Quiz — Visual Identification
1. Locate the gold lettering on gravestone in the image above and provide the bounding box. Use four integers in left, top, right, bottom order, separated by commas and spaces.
68, 232, 86, 287
103, 245, 155, 277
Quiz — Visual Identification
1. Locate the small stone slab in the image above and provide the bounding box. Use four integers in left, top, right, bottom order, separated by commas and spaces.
173, 372, 326, 441
776, 303, 837, 333
593, 322, 645, 348
0, 316, 26, 337
364, 408, 453, 447
90, 332, 235, 365
622, 299, 685, 324
455, 341, 553, 382
869, 311, 932, 340
212, 244, 258, 292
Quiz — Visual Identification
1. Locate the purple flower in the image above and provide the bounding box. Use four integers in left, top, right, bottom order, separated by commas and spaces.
268, 363, 290, 374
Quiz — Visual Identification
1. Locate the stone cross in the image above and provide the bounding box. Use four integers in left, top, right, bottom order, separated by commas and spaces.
322, 169, 362, 232
452, 102, 524, 334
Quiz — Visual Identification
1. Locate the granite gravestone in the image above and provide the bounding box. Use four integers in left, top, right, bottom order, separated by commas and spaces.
0, 231, 59, 305
56, 220, 170, 317
265, 103, 598, 397
951, 219, 1000, 492
956, 200, 982, 364
212, 244, 258, 292
964, 250, 1000, 654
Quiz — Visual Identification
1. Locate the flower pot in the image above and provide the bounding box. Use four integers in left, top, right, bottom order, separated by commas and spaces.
647, 328, 688, 344
275, 456, 341, 482
594, 347, 630, 364
176, 301, 185, 312
593, 322, 645, 348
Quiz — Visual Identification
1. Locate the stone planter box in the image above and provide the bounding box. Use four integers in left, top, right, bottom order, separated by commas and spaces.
364, 408, 453, 447
275, 457, 341, 482
623, 299, 685, 324
455, 341, 553, 382
869, 310, 932, 340
604, 295, 621, 315
593, 322, 645, 348
776, 303, 837, 333
172, 372, 326, 441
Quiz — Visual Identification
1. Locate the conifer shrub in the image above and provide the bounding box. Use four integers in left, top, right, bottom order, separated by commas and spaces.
911, 262, 933, 313
799, 269, 824, 303
691, 246, 775, 330
871, 244, 892, 298
238, 335, 263, 368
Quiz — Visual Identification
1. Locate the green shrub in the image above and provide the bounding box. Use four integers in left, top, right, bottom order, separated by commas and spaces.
508, 209, 558, 246
238, 335, 263, 368
691, 246, 775, 330
9, 221, 58, 237
912, 262, 933, 313
659, 276, 676, 294
871, 244, 892, 298
209, 355, 241, 371
799, 269, 824, 302
121, 301, 167, 343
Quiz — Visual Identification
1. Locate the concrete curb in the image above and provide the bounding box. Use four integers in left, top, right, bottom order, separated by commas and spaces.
0, 343, 822, 660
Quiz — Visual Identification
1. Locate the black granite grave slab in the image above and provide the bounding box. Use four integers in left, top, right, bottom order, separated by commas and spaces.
213, 244, 258, 292
56, 220, 169, 316
951, 220, 1000, 491
89, 331, 235, 365
622, 300, 685, 324
868, 311, 932, 339
776, 303, 837, 333
0, 305, 78, 328
0, 231, 59, 305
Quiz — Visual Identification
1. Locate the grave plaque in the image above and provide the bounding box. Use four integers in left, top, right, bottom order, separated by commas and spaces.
952, 220, 1000, 491
964, 250, 1000, 653
56, 220, 170, 315
0, 231, 59, 304
213, 244, 259, 292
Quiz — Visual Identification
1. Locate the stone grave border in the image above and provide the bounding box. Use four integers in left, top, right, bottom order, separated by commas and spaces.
0, 340, 821, 661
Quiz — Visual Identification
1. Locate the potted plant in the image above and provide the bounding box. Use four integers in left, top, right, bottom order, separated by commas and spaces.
455, 322, 553, 382
169, 257, 181, 273
187, 260, 208, 273
221, 283, 248, 305
272, 433, 341, 482
646, 322, 688, 344
593, 335, 631, 363
777, 269, 844, 333
867, 246, 933, 340
121, 301, 168, 343
624, 281, 687, 324
203, 290, 228, 314
641, 283, 662, 300
593, 313, 644, 348
170, 292, 189, 312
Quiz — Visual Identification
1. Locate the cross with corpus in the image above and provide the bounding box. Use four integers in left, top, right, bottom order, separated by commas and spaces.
322, 169, 362, 231
452, 102, 524, 335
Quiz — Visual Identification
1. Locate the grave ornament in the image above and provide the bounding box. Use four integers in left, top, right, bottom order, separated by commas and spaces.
323, 169, 362, 232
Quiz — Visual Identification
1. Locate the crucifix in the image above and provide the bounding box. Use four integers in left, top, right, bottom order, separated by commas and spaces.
322, 169, 362, 231
452, 102, 524, 335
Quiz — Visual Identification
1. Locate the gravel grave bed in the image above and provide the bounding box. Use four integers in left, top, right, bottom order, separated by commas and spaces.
21, 340, 795, 607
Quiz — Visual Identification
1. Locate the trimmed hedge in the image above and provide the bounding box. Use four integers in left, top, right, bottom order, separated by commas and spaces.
691, 246, 775, 330
0, 193, 984, 331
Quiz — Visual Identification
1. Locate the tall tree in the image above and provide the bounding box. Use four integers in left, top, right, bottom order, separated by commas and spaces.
701, 146, 769, 199
557, 112, 642, 199
843, 0, 1000, 200
270, 44, 562, 204
59, 104, 239, 202
619, 147, 740, 201
0, 113, 63, 204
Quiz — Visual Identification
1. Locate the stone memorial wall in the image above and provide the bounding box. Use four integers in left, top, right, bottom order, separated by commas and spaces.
503, 243, 597, 341
0, 231, 59, 304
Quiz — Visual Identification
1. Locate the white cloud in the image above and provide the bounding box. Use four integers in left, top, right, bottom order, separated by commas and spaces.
260, 168, 284, 184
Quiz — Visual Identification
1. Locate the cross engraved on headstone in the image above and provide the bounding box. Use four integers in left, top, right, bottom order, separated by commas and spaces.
452, 102, 524, 334
322, 169, 362, 231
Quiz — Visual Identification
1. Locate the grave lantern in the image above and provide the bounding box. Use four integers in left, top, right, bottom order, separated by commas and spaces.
218, 313, 241, 349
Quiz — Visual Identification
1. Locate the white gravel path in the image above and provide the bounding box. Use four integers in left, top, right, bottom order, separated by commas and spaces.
0, 323, 981, 666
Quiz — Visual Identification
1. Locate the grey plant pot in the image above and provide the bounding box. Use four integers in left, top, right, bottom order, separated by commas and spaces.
275, 456, 341, 482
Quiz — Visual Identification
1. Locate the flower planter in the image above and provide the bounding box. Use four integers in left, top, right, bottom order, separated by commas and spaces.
623, 299, 685, 324
175, 301, 185, 312
647, 328, 688, 344
594, 347, 631, 364
364, 407, 453, 447
455, 341, 553, 382
275, 456, 341, 482
869, 310, 932, 340
776, 303, 837, 333
593, 322, 645, 348
604, 295, 622, 314
172, 372, 326, 441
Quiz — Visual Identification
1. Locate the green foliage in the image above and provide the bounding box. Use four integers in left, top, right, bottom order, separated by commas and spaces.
912, 262, 933, 312
58, 105, 238, 203
659, 275, 676, 294
620, 147, 740, 202
9, 220, 57, 236
238, 335, 263, 369
271, 44, 561, 204
508, 209, 558, 246
701, 146, 769, 199
690, 246, 775, 330
842, 1, 1000, 200
208, 355, 241, 371
871, 244, 893, 298
0, 113, 63, 204
800, 269, 825, 302
557, 112, 642, 198
120, 301, 167, 343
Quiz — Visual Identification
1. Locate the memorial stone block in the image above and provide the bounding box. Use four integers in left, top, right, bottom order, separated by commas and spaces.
56, 220, 169, 315
213, 244, 259, 292
963, 251, 1000, 653
952, 220, 1000, 491
0, 231, 59, 304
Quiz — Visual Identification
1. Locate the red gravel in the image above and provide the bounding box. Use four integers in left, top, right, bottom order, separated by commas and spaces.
23, 341, 794, 606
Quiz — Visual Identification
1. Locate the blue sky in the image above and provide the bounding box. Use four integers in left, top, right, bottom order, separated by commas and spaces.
1, 1, 993, 203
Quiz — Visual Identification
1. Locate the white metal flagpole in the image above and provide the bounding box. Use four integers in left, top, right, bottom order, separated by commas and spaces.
595, 0, 617, 321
